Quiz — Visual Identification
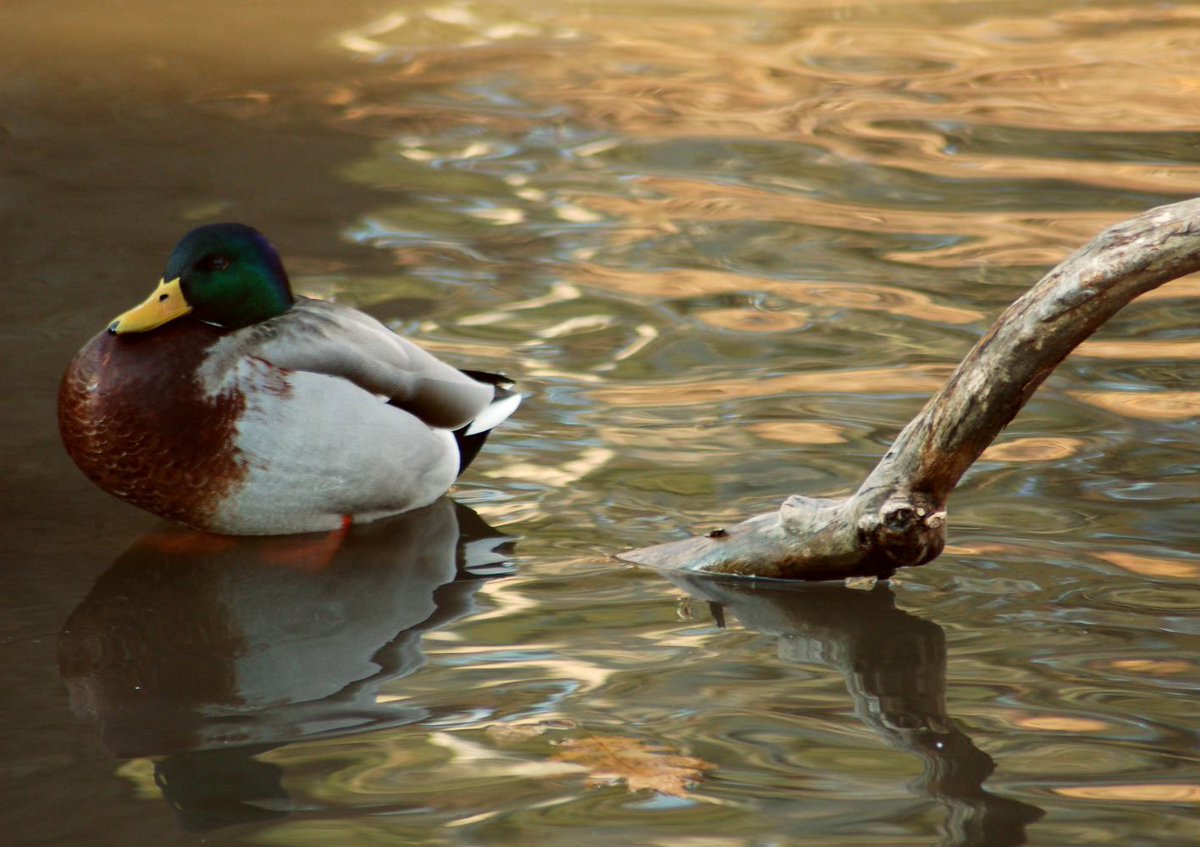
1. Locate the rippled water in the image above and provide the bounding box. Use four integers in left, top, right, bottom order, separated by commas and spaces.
2, 1, 1198, 846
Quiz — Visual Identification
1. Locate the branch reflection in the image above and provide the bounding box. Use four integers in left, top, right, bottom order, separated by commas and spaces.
669, 575, 1043, 847
58, 498, 513, 830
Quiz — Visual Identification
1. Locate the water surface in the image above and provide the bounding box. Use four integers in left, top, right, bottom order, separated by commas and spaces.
2, 2, 1198, 845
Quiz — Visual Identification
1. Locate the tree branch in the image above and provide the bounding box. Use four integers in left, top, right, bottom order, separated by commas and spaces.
619, 197, 1200, 580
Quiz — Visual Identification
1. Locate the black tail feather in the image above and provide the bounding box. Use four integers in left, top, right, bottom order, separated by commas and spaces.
454, 369, 518, 476
453, 425, 492, 475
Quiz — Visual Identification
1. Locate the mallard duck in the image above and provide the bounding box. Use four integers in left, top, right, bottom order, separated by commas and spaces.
59, 223, 520, 535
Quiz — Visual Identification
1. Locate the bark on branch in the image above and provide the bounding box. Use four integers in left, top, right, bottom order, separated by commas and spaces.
619, 197, 1200, 580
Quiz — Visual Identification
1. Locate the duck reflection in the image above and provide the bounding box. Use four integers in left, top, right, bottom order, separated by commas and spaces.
669, 575, 1043, 847
58, 498, 513, 830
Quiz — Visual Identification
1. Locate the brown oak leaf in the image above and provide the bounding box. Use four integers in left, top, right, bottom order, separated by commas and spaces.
552, 736, 715, 798
485, 719, 577, 745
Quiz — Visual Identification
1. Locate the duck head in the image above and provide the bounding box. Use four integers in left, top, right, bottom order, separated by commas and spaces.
108, 223, 296, 334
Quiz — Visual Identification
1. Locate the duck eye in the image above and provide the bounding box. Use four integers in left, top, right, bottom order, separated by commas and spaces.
195, 255, 231, 272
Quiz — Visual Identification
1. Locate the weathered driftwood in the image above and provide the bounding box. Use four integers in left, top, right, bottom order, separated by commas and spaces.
619, 197, 1200, 580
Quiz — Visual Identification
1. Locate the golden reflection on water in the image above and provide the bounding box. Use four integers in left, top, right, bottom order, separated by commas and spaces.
483, 446, 615, 488
573, 180, 1126, 269
1004, 713, 1111, 733
979, 436, 1084, 463
693, 308, 809, 333
1053, 784, 1200, 803
505, 3, 1200, 144
331, 0, 1200, 278
1092, 551, 1200, 580
569, 264, 981, 324
594, 365, 953, 407
1068, 391, 1200, 421
1104, 659, 1195, 677
747, 421, 848, 445
1074, 339, 1200, 360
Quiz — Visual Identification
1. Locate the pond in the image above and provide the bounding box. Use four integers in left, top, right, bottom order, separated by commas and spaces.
2, 1, 1198, 845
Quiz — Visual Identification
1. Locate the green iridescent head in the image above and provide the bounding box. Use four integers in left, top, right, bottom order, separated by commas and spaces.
109, 223, 295, 334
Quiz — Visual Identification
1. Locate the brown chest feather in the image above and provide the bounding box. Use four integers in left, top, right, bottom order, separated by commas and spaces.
58, 321, 248, 529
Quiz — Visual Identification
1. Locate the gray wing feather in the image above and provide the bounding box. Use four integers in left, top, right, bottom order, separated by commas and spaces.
254, 298, 494, 430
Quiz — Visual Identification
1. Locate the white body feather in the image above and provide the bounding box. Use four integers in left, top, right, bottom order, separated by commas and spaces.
193, 299, 518, 534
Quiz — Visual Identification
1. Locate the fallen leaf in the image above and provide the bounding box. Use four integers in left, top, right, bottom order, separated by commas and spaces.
552, 736, 715, 798
486, 719, 577, 745
844, 575, 878, 591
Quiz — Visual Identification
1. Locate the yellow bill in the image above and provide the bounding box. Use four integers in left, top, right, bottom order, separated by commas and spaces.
108, 278, 192, 334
